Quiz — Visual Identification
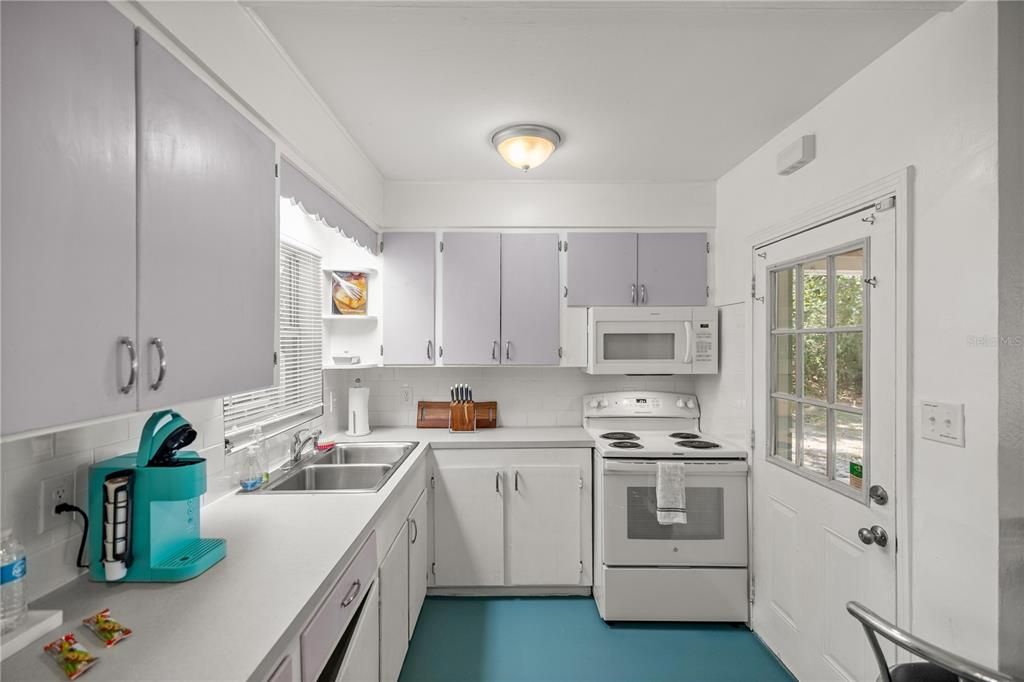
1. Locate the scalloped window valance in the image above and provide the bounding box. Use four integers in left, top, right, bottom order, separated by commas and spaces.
279, 157, 379, 255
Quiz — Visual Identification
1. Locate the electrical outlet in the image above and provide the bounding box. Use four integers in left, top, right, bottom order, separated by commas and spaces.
39, 472, 75, 534
399, 385, 414, 407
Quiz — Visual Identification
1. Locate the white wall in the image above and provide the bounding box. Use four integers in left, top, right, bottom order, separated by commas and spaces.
383, 181, 715, 229
709, 1, 1001, 665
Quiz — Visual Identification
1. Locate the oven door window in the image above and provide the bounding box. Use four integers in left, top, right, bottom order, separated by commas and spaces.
626, 486, 725, 540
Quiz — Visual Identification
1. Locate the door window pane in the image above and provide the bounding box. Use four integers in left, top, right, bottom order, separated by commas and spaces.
773, 398, 797, 463
774, 268, 796, 329
774, 334, 797, 395
802, 333, 827, 401
802, 259, 829, 328
833, 411, 864, 489
767, 239, 869, 499
801, 405, 827, 475
835, 332, 864, 408
834, 249, 864, 327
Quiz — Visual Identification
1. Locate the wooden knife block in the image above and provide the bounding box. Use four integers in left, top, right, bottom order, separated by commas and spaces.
416, 401, 497, 429
449, 401, 477, 432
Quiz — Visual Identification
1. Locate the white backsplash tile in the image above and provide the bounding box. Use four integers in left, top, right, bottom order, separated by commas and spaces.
325, 367, 697, 432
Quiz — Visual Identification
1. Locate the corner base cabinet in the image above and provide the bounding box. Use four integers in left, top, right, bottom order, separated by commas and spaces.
431, 448, 592, 589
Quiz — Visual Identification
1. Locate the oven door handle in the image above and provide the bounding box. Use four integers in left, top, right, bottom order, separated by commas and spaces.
604, 460, 748, 474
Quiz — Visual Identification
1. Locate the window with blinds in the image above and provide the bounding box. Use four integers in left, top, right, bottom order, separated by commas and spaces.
223, 241, 323, 447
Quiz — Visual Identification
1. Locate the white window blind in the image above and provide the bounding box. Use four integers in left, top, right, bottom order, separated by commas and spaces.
223, 241, 323, 444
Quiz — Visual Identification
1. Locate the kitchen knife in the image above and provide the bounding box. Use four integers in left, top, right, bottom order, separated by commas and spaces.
450, 386, 455, 403
468, 385, 473, 402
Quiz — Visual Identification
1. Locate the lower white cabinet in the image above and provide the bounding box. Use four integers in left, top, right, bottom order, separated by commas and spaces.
380, 523, 410, 682
432, 449, 592, 588
433, 465, 506, 586
335, 581, 380, 682
408, 492, 429, 637
507, 465, 583, 585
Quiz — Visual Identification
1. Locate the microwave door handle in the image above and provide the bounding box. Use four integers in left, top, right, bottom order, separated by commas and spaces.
683, 320, 693, 364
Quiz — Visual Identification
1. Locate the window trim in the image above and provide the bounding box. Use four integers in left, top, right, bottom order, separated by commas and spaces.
766, 238, 872, 505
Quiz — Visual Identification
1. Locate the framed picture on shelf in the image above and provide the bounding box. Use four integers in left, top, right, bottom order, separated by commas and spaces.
330, 271, 368, 315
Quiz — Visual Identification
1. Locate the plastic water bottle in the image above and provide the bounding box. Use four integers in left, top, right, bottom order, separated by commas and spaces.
1, 529, 27, 634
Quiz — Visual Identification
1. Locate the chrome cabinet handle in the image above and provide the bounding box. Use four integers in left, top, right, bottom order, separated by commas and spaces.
149, 337, 167, 390
505, 341, 511, 361
118, 337, 137, 395
426, 340, 433, 360
514, 470, 520, 492
410, 519, 418, 544
340, 579, 361, 607
492, 340, 498, 361
857, 525, 889, 548
640, 284, 647, 305
495, 471, 500, 494
630, 283, 637, 304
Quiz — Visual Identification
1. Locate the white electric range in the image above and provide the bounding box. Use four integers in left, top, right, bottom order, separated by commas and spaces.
585, 391, 750, 623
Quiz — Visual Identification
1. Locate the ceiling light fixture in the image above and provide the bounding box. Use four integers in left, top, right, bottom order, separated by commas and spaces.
491, 124, 561, 172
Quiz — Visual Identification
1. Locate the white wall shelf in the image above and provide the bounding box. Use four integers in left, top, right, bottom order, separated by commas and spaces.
322, 315, 377, 322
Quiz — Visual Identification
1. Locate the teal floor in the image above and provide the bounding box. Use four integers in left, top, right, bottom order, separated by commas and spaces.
399, 597, 794, 682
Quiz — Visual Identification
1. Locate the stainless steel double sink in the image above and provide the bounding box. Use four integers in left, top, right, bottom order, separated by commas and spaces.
255, 441, 419, 494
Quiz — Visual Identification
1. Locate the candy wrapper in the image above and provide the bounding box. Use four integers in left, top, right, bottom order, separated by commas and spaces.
43, 633, 98, 680
82, 608, 132, 647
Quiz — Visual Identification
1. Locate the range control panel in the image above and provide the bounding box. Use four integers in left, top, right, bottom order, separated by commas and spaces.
583, 391, 701, 419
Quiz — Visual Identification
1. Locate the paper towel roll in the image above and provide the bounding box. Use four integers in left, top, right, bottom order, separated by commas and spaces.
347, 386, 371, 436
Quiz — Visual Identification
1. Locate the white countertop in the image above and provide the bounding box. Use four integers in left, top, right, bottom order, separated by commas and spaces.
2, 427, 593, 681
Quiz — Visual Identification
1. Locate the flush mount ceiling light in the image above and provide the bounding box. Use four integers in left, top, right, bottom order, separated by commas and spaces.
491, 124, 561, 172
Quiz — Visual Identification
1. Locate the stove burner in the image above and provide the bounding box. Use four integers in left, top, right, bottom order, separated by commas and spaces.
675, 440, 721, 449
600, 432, 639, 441
608, 441, 644, 449
669, 432, 700, 440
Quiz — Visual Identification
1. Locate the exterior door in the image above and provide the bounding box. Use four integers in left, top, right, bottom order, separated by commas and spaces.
507, 465, 582, 585
566, 232, 638, 307
441, 233, 501, 364
433, 466, 504, 586
407, 492, 428, 638
752, 201, 897, 681
500, 233, 560, 365
137, 33, 276, 409
379, 526, 409, 682
382, 232, 435, 365
637, 232, 708, 306
1, 1, 138, 435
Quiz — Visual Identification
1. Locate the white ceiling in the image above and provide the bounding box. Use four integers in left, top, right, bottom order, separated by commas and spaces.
249, 2, 939, 183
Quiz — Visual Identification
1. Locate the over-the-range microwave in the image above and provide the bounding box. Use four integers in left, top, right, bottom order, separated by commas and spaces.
586, 306, 718, 375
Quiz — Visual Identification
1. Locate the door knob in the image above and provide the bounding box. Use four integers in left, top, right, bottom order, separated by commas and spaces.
857, 525, 889, 547
869, 485, 889, 506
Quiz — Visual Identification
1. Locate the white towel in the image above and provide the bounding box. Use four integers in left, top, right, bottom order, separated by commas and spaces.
656, 460, 687, 525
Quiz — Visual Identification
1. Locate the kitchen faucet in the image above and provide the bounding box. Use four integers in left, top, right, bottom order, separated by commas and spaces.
284, 428, 322, 470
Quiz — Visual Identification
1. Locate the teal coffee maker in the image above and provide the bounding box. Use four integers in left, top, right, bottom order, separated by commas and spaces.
88, 410, 226, 582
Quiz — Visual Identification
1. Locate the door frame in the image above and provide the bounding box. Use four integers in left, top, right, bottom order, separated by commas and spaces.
747, 166, 914, 637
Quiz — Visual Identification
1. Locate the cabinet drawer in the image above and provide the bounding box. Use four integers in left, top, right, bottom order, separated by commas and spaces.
300, 532, 377, 682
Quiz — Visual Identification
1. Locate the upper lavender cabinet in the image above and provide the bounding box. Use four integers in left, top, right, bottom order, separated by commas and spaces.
1, 5, 276, 436
500, 233, 561, 365
567, 232, 708, 307
382, 232, 436, 365
136, 33, 276, 409
1, 2, 138, 435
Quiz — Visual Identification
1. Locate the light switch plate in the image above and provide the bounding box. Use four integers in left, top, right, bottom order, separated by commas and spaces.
920, 401, 965, 447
